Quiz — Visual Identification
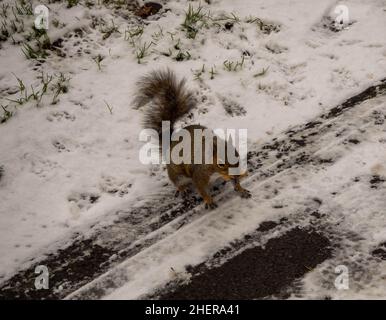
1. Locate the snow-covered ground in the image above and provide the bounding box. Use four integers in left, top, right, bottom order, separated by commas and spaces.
66, 91, 386, 300
0, 0, 385, 299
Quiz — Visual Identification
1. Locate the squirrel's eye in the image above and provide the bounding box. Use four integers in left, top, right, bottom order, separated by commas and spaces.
218, 163, 226, 169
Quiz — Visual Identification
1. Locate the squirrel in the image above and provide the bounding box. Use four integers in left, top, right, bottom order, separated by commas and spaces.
134, 69, 251, 209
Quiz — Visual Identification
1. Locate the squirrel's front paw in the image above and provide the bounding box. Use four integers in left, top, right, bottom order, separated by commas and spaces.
205, 202, 218, 210
239, 189, 252, 199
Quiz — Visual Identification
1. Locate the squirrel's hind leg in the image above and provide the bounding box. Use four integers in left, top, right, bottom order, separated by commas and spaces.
174, 184, 190, 198
167, 165, 191, 198
192, 171, 217, 209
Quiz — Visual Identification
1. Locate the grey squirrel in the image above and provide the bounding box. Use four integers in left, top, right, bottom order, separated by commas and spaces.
134, 69, 251, 209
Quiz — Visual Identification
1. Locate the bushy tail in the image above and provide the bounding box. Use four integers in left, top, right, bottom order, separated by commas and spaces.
134, 69, 196, 136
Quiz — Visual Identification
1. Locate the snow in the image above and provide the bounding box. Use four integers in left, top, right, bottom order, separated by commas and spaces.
0, 0, 386, 298
296, 135, 386, 299
68, 95, 386, 300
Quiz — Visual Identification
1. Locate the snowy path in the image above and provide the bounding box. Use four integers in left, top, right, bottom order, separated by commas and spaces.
1, 78, 385, 299
68, 79, 386, 300
1, 0, 386, 300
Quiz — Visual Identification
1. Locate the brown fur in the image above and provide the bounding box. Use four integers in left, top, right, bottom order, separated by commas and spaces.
135, 69, 250, 208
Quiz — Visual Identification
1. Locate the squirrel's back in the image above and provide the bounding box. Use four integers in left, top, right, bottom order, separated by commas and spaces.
134, 69, 196, 136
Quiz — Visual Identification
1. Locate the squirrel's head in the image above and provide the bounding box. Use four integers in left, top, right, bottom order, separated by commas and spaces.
213, 160, 248, 181
213, 137, 248, 180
